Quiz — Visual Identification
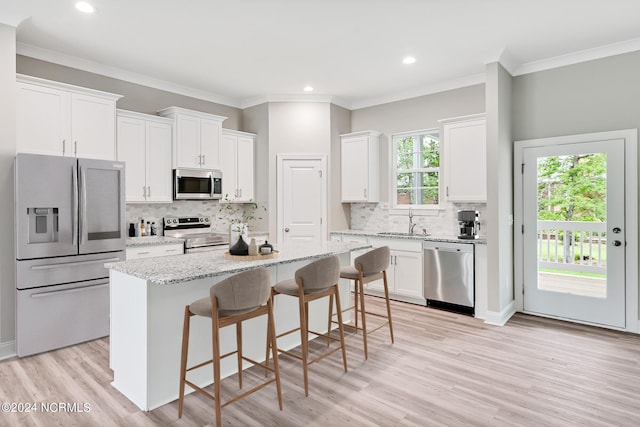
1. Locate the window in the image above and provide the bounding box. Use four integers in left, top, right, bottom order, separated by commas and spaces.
392, 130, 440, 207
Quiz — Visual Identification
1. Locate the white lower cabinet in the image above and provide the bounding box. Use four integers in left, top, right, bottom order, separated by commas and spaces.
126, 243, 184, 260
333, 234, 425, 305
368, 237, 424, 304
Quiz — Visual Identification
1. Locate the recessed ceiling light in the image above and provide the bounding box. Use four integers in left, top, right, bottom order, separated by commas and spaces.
402, 56, 416, 65
303, 86, 314, 92
75, 2, 95, 13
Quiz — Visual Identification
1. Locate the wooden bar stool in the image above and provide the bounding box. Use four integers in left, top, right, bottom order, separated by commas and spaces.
178, 268, 282, 427
338, 246, 394, 359
268, 255, 347, 397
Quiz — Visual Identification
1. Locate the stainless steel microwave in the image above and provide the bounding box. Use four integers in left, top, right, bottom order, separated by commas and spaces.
173, 168, 222, 200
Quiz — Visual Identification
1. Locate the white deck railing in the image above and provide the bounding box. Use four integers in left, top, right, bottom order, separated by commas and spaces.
537, 220, 607, 275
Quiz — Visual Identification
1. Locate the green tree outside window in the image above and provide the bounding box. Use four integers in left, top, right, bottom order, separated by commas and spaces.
393, 131, 440, 207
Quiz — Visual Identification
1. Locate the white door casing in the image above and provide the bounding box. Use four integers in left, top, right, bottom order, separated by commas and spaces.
277, 154, 327, 245
514, 130, 638, 332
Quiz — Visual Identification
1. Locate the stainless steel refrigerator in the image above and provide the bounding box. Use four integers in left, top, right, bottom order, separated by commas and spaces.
15, 153, 126, 356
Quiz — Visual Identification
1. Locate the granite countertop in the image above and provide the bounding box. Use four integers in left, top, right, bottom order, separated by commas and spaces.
107, 240, 370, 285
331, 229, 487, 245
126, 236, 185, 248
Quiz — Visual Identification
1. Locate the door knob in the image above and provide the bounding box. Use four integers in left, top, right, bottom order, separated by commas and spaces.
613, 240, 622, 247
284, 227, 290, 232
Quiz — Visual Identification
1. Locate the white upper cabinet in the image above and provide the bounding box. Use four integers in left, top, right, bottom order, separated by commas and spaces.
220, 129, 255, 202
440, 114, 487, 202
158, 107, 226, 169
340, 130, 381, 202
16, 75, 122, 160
116, 110, 173, 203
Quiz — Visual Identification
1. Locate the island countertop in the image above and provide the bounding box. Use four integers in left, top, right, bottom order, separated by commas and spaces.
106, 240, 370, 285
331, 229, 487, 245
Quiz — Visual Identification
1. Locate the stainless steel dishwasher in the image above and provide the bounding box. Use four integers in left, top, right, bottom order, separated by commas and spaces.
423, 241, 474, 314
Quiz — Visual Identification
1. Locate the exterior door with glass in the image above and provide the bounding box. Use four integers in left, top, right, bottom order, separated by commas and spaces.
520, 138, 626, 328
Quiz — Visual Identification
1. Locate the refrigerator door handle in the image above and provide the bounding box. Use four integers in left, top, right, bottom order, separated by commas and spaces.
79, 164, 87, 245
72, 162, 79, 246
30, 281, 109, 298
29, 257, 121, 270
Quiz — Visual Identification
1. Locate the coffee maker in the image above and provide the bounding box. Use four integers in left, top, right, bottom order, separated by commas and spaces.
458, 210, 480, 239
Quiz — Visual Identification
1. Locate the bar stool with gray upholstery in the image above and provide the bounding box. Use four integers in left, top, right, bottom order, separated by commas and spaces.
178, 268, 282, 427
268, 255, 347, 397
339, 246, 394, 359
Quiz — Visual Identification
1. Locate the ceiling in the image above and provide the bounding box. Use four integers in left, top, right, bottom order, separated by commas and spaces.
3, 0, 640, 109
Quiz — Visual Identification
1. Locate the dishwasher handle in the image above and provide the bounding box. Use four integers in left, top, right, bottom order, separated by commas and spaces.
423, 243, 473, 253
428, 247, 462, 252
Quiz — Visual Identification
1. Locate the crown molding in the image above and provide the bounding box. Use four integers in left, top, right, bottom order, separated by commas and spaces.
0, 13, 29, 27
350, 72, 487, 110
484, 48, 519, 76
17, 36, 640, 113
513, 37, 640, 76
17, 42, 244, 108
240, 94, 352, 110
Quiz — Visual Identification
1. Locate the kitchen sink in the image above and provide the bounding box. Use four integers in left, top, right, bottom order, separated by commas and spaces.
377, 231, 430, 237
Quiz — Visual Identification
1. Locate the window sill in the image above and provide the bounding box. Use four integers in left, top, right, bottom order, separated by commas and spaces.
388, 206, 444, 217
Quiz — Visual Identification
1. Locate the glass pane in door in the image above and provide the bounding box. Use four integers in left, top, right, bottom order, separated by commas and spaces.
86, 168, 122, 240
536, 153, 607, 298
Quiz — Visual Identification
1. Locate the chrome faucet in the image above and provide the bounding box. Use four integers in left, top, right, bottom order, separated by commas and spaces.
408, 207, 416, 234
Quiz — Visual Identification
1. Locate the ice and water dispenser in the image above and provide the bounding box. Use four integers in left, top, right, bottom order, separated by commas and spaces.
27, 207, 59, 244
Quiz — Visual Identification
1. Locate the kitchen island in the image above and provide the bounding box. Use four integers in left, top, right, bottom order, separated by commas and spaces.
106, 240, 369, 411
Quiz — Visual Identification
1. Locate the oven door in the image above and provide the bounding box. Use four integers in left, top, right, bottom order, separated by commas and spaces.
185, 245, 228, 254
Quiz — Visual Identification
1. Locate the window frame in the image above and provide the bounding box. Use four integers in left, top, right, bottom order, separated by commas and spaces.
390, 128, 442, 212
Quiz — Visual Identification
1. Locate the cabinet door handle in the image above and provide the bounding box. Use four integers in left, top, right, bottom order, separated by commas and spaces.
142, 186, 146, 199
197, 154, 202, 165
202, 154, 206, 165
364, 188, 367, 198
147, 186, 151, 197
62, 139, 66, 155
74, 140, 78, 156
239, 188, 242, 198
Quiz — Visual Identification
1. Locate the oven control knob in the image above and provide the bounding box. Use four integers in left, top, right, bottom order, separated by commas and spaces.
205, 218, 209, 222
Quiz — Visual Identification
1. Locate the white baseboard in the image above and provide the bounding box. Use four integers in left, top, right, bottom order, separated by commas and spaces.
483, 300, 516, 326
0, 340, 16, 360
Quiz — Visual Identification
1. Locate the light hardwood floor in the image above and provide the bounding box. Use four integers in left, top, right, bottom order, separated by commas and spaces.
1, 296, 639, 426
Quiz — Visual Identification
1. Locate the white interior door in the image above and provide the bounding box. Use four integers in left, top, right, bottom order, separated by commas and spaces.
278, 155, 327, 245
521, 138, 626, 328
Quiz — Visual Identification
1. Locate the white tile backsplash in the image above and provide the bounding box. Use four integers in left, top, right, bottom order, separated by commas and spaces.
350, 202, 487, 237
126, 201, 258, 235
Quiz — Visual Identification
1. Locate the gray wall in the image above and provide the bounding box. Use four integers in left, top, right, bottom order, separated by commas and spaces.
351, 85, 486, 202
512, 50, 640, 319
513, 51, 640, 140
0, 24, 16, 351
16, 56, 243, 129
330, 104, 352, 231
242, 103, 270, 233
266, 102, 332, 240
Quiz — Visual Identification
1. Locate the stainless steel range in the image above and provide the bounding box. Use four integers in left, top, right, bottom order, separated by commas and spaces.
163, 216, 228, 253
